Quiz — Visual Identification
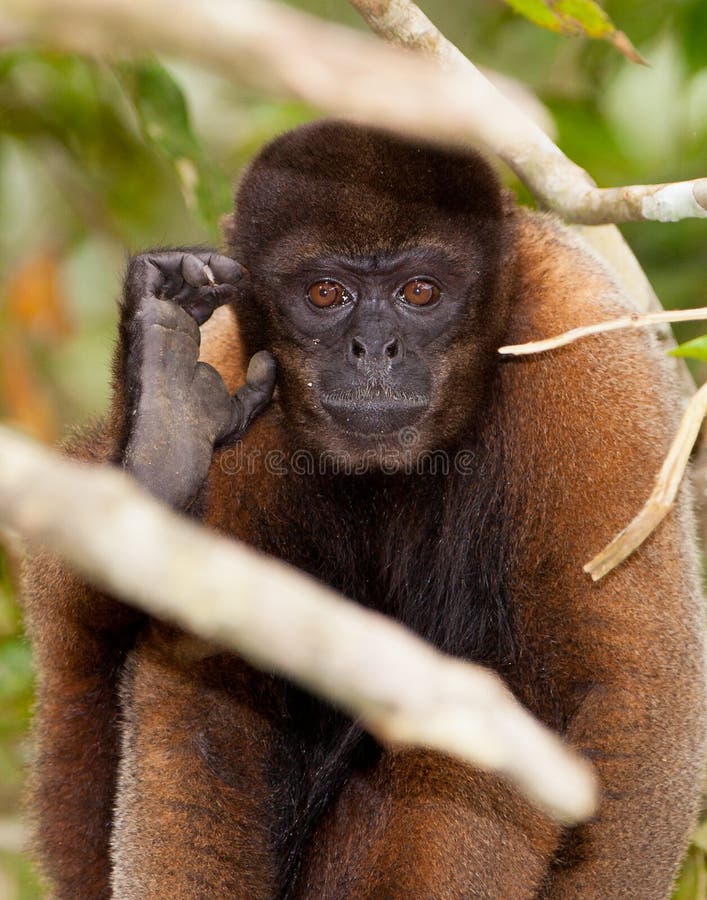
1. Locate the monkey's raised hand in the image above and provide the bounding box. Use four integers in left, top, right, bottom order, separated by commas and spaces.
121, 251, 276, 511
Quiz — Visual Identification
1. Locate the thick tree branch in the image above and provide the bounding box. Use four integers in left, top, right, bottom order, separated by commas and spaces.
0, 426, 596, 824
1, 0, 705, 230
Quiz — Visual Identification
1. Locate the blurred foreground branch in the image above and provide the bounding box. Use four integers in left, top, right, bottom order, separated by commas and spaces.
1, 0, 705, 233
0, 426, 596, 824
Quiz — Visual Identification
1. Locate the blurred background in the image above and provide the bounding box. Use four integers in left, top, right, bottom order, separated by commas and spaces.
1, 0, 706, 895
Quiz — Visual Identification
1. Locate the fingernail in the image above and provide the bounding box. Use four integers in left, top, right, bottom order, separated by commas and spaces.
202, 264, 216, 286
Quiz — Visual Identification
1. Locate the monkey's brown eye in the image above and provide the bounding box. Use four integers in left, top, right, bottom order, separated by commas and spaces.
400, 279, 440, 306
308, 281, 346, 308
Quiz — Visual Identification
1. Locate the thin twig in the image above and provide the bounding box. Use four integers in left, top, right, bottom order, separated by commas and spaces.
498, 307, 707, 356
585, 381, 707, 580
0, 426, 597, 823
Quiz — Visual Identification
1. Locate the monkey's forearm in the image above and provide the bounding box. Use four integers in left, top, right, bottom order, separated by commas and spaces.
542, 681, 704, 899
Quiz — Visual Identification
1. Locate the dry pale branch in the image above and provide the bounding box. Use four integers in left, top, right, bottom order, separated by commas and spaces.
498, 307, 707, 356
0, 0, 563, 153
498, 307, 707, 576
0, 0, 705, 228
342, 0, 655, 316
0, 426, 597, 823
349, 0, 707, 225
585, 381, 707, 580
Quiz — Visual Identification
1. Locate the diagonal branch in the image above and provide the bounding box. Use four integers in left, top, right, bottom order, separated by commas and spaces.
348, 0, 707, 225
0, 426, 596, 824
1, 0, 705, 228
585, 381, 707, 580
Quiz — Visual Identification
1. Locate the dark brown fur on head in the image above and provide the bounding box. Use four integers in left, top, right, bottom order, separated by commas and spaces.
223, 119, 517, 460
225, 119, 511, 260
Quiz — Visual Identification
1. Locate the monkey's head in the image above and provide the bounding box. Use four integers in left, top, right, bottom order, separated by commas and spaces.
224, 120, 516, 464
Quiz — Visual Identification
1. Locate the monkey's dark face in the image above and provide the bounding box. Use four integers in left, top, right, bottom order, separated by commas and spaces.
255, 244, 488, 457
227, 120, 515, 463
291, 251, 446, 436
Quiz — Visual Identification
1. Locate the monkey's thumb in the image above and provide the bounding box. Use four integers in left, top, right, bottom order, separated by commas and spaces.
246, 350, 277, 397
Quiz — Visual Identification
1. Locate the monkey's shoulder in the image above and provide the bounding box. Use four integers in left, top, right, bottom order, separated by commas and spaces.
507, 210, 681, 433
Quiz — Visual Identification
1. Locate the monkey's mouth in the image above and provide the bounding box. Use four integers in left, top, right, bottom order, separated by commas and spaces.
323, 386, 428, 409
321, 386, 429, 434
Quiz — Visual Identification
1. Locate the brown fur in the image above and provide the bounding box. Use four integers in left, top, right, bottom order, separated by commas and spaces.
21, 124, 706, 899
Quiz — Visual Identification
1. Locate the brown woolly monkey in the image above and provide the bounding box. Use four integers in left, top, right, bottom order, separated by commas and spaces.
22, 120, 706, 899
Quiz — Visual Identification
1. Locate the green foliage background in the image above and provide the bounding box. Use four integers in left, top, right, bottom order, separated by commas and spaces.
0, 1, 706, 896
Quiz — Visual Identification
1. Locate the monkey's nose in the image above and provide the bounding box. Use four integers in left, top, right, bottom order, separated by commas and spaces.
349, 336, 402, 365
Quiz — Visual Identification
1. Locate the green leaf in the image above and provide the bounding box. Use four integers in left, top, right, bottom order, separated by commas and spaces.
692, 820, 707, 853
669, 335, 707, 362
672, 844, 707, 899
117, 59, 231, 232
503, 0, 645, 64
0, 638, 33, 705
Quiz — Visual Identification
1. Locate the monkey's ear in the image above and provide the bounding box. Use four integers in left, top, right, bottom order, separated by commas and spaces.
220, 211, 237, 248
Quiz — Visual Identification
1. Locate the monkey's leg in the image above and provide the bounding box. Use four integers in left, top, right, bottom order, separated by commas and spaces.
111, 628, 280, 900
514, 509, 706, 900
294, 748, 560, 900
23, 555, 142, 899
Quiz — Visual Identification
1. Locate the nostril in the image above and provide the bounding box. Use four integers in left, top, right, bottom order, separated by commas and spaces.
351, 338, 366, 359
385, 338, 400, 359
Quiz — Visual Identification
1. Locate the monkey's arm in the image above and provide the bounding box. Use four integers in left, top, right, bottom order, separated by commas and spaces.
505, 214, 707, 899
506, 338, 706, 897
22, 554, 142, 899
535, 531, 706, 900
22, 250, 274, 898
510, 389, 706, 898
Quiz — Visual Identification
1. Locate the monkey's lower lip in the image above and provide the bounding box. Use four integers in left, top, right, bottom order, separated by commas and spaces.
321, 390, 429, 434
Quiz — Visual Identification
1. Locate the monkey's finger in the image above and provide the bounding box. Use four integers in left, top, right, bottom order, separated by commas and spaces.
173, 254, 245, 326
245, 350, 278, 397
133, 255, 178, 301
181, 252, 246, 288
180, 252, 244, 288
205, 254, 247, 286
176, 284, 238, 326
218, 351, 277, 445
145, 252, 189, 296
181, 253, 215, 288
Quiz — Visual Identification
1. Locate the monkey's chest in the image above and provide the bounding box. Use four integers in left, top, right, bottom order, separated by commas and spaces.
251, 505, 514, 667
